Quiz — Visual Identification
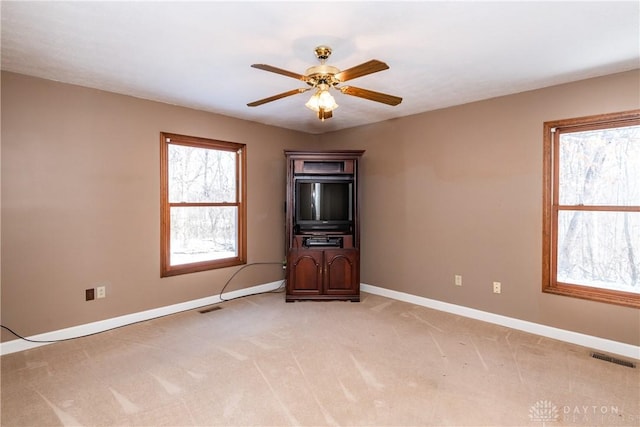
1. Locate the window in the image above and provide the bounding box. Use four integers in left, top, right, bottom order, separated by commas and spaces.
542, 110, 640, 308
160, 133, 246, 277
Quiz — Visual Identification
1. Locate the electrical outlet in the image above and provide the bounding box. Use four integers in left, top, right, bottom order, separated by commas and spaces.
454, 275, 462, 286
85, 288, 95, 301
96, 286, 106, 299
493, 281, 501, 294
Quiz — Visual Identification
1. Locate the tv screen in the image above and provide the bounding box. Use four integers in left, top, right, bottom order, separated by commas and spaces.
296, 180, 353, 224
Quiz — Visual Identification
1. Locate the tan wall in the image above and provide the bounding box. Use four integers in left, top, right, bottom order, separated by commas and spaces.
2, 70, 639, 346
1, 71, 316, 340
321, 69, 640, 346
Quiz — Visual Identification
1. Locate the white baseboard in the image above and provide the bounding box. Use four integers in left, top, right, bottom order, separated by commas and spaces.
361, 283, 639, 361
0, 281, 284, 356
4, 281, 637, 361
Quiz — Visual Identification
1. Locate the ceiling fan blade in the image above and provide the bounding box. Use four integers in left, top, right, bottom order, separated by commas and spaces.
334, 60, 389, 82
247, 88, 309, 107
338, 86, 402, 106
251, 64, 308, 81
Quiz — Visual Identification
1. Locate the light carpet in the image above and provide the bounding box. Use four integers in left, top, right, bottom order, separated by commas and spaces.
1, 291, 638, 426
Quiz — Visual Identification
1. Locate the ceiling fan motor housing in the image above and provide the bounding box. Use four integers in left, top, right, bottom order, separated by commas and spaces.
305, 64, 341, 87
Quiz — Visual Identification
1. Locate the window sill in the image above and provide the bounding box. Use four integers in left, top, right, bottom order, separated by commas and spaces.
543, 283, 640, 309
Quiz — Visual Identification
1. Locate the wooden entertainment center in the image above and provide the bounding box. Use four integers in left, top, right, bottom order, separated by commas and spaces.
284, 150, 364, 302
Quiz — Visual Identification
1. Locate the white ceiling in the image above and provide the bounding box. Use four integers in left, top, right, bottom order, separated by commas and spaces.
2, 1, 639, 134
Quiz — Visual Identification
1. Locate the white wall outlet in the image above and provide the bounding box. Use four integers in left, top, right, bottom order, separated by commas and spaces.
455, 275, 462, 286
96, 285, 106, 299
493, 281, 501, 294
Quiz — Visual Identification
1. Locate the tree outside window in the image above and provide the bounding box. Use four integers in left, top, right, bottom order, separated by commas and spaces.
160, 133, 246, 277
543, 110, 640, 307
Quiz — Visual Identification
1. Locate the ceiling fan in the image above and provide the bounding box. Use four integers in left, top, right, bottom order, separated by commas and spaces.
247, 45, 402, 121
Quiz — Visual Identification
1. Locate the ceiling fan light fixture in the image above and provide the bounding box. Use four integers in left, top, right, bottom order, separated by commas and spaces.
305, 88, 338, 116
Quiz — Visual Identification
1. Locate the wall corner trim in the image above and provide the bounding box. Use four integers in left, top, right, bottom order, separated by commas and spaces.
360, 283, 639, 361
1, 281, 283, 356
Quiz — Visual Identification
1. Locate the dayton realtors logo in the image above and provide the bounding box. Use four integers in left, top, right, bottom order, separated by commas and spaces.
529, 400, 559, 424
529, 400, 634, 425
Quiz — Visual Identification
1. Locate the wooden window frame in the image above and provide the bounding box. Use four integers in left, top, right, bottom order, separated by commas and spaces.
542, 110, 640, 308
160, 132, 247, 277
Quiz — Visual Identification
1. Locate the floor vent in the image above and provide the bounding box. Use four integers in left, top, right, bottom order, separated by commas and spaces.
590, 352, 636, 368
199, 306, 222, 314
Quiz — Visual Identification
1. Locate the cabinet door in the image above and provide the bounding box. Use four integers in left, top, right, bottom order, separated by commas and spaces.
287, 249, 323, 296
323, 249, 359, 295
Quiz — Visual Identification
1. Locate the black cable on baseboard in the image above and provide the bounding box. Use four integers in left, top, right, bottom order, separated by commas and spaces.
0, 324, 110, 344
1, 261, 286, 345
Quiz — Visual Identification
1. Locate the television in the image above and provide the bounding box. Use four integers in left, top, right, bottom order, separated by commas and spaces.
295, 178, 353, 233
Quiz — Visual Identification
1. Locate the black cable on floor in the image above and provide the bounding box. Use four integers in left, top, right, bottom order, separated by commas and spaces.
1, 262, 286, 345
218, 261, 285, 302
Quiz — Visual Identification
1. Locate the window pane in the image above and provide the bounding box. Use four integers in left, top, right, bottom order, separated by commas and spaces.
170, 206, 238, 266
557, 210, 640, 293
558, 125, 640, 206
168, 144, 236, 203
